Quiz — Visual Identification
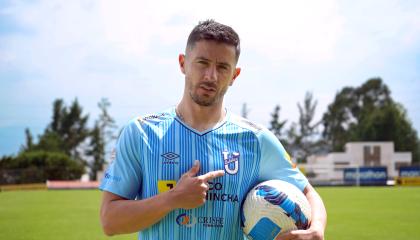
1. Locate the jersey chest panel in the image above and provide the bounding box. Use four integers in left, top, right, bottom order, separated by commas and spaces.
138, 122, 261, 238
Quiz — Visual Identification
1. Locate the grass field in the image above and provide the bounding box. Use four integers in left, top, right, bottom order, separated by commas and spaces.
0, 187, 419, 239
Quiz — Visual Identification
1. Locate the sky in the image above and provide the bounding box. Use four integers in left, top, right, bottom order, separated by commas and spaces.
1, 0, 419, 156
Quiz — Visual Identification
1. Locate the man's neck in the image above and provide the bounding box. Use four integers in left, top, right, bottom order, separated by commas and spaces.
176, 99, 226, 132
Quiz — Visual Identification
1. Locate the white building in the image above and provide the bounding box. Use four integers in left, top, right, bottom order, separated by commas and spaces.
302, 142, 412, 185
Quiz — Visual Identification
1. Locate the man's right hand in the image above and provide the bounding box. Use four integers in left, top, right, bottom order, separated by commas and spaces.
169, 160, 224, 210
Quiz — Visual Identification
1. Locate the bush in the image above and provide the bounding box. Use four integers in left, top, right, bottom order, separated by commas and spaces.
0, 151, 84, 184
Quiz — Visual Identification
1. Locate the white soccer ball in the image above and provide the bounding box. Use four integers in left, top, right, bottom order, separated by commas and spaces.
241, 180, 311, 240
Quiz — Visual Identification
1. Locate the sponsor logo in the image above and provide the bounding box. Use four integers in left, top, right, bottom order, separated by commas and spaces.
157, 180, 176, 193
176, 213, 196, 227
344, 167, 388, 185
206, 192, 239, 202
344, 169, 387, 180
176, 213, 223, 228
158, 180, 238, 203
161, 152, 179, 164
222, 150, 239, 175
198, 216, 224, 228
284, 152, 297, 168
104, 172, 122, 182
143, 113, 167, 121
206, 181, 239, 203
399, 167, 420, 177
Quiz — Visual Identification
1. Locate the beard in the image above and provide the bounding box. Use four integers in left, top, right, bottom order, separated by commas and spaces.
189, 81, 228, 107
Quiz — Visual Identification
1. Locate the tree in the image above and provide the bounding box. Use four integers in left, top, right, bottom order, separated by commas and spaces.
323, 78, 392, 151
2, 98, 110, 184
34, 131, 64, 153
288, 92, 322, 163
0, 151, 84, 184
18, 99, 89, 156
86, 98, 117, 180
10, 98, 91, 184
20, 128, 34, 152
97, 98, 117, 145
269, 105, 288, 146
321, 87, 354, 151
38, 98, 90, 159
86, 124, 104, 180
355, 103, 419, 162
322, 78, 419, 163
50, 99, 65, 133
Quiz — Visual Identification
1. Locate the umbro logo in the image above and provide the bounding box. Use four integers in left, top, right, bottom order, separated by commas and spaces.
161, 152, 179, 164
162, 152, 179, 160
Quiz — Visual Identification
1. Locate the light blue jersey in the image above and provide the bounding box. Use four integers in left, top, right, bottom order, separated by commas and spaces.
100, 108, 308, 240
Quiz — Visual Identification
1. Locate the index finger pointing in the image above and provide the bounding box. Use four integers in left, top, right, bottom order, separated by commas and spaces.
199, 170, 225, 181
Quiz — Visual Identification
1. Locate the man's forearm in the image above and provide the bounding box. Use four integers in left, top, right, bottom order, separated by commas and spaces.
100, 190, 175, 236
100, 161, 223, 236
304, 184, 327, 232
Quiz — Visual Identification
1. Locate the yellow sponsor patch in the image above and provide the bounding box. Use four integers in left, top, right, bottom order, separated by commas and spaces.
285, 152, 291, 162
284, 152, 296, 168
158, 180, 177, 193
395, 177, 420, 186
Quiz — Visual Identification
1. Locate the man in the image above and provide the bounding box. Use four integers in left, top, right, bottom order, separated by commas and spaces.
100, 20, 326, 240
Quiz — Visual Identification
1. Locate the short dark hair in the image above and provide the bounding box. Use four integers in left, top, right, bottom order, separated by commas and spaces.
186, 19, 240, 61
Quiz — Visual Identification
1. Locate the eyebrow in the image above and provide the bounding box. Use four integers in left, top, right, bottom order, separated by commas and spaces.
195, 57, 232, 68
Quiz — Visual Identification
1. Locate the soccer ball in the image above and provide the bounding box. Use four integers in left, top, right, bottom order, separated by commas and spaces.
241, 180, 311, 240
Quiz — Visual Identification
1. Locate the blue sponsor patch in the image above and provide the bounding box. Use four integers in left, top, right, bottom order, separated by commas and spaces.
399, 166, 420, 177
344, 167, 387, 185
104, 172, 122, 182
248, 217, 281, 240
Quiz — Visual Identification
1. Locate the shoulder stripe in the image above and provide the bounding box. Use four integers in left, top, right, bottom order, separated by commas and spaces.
229, 114, 264, 133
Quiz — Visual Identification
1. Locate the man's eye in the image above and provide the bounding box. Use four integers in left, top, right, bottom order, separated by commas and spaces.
218, 65, 228, 70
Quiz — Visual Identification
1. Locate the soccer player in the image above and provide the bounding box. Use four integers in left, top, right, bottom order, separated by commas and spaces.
99, 19, 327, 240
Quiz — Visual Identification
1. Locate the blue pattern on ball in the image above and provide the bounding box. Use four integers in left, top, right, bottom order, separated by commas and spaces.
255, 185, 309, 229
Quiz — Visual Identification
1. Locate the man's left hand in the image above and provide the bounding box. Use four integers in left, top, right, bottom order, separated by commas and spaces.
275, 226, 324, 240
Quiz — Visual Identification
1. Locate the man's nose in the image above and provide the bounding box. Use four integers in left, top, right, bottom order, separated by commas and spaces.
204, 65, 217, 82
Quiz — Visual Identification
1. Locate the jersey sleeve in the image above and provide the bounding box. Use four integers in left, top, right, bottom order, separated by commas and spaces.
257, 128, 309, 192
99, 119, 143, 200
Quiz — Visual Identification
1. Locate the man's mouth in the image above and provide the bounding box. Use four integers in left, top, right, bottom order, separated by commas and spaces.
200, 84, 216, 92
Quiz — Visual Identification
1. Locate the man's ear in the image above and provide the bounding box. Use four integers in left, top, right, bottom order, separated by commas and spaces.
230, 67, 241, 86
179, 54, 186, 74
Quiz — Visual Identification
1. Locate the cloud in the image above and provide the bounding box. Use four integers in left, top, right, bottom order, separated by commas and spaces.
2, 0, 419, 73
1, 0, 420, 155
116, 0, 344, 63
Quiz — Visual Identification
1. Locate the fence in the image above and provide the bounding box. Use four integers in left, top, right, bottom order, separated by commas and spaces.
0, 167, 83, 185
302, 164, 393, 186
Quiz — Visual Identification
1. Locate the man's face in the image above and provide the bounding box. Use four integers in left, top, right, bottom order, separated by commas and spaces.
179, 40, 241, 107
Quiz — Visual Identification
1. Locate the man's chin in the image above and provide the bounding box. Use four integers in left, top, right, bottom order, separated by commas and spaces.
191, 95, 216, 107
194, 99, 214, 107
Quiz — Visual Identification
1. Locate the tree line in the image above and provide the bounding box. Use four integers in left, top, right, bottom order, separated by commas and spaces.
1, 77, 419, 184
269, 78, 420, 163
0, 98, 117, 184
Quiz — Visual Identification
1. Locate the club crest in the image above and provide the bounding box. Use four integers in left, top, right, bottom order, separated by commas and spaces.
222, 150, 240, 175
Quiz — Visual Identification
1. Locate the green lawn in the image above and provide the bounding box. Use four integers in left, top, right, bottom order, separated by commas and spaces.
318, 186, 420, 240
0, 190, 136, 240
0, 187, 419, 239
